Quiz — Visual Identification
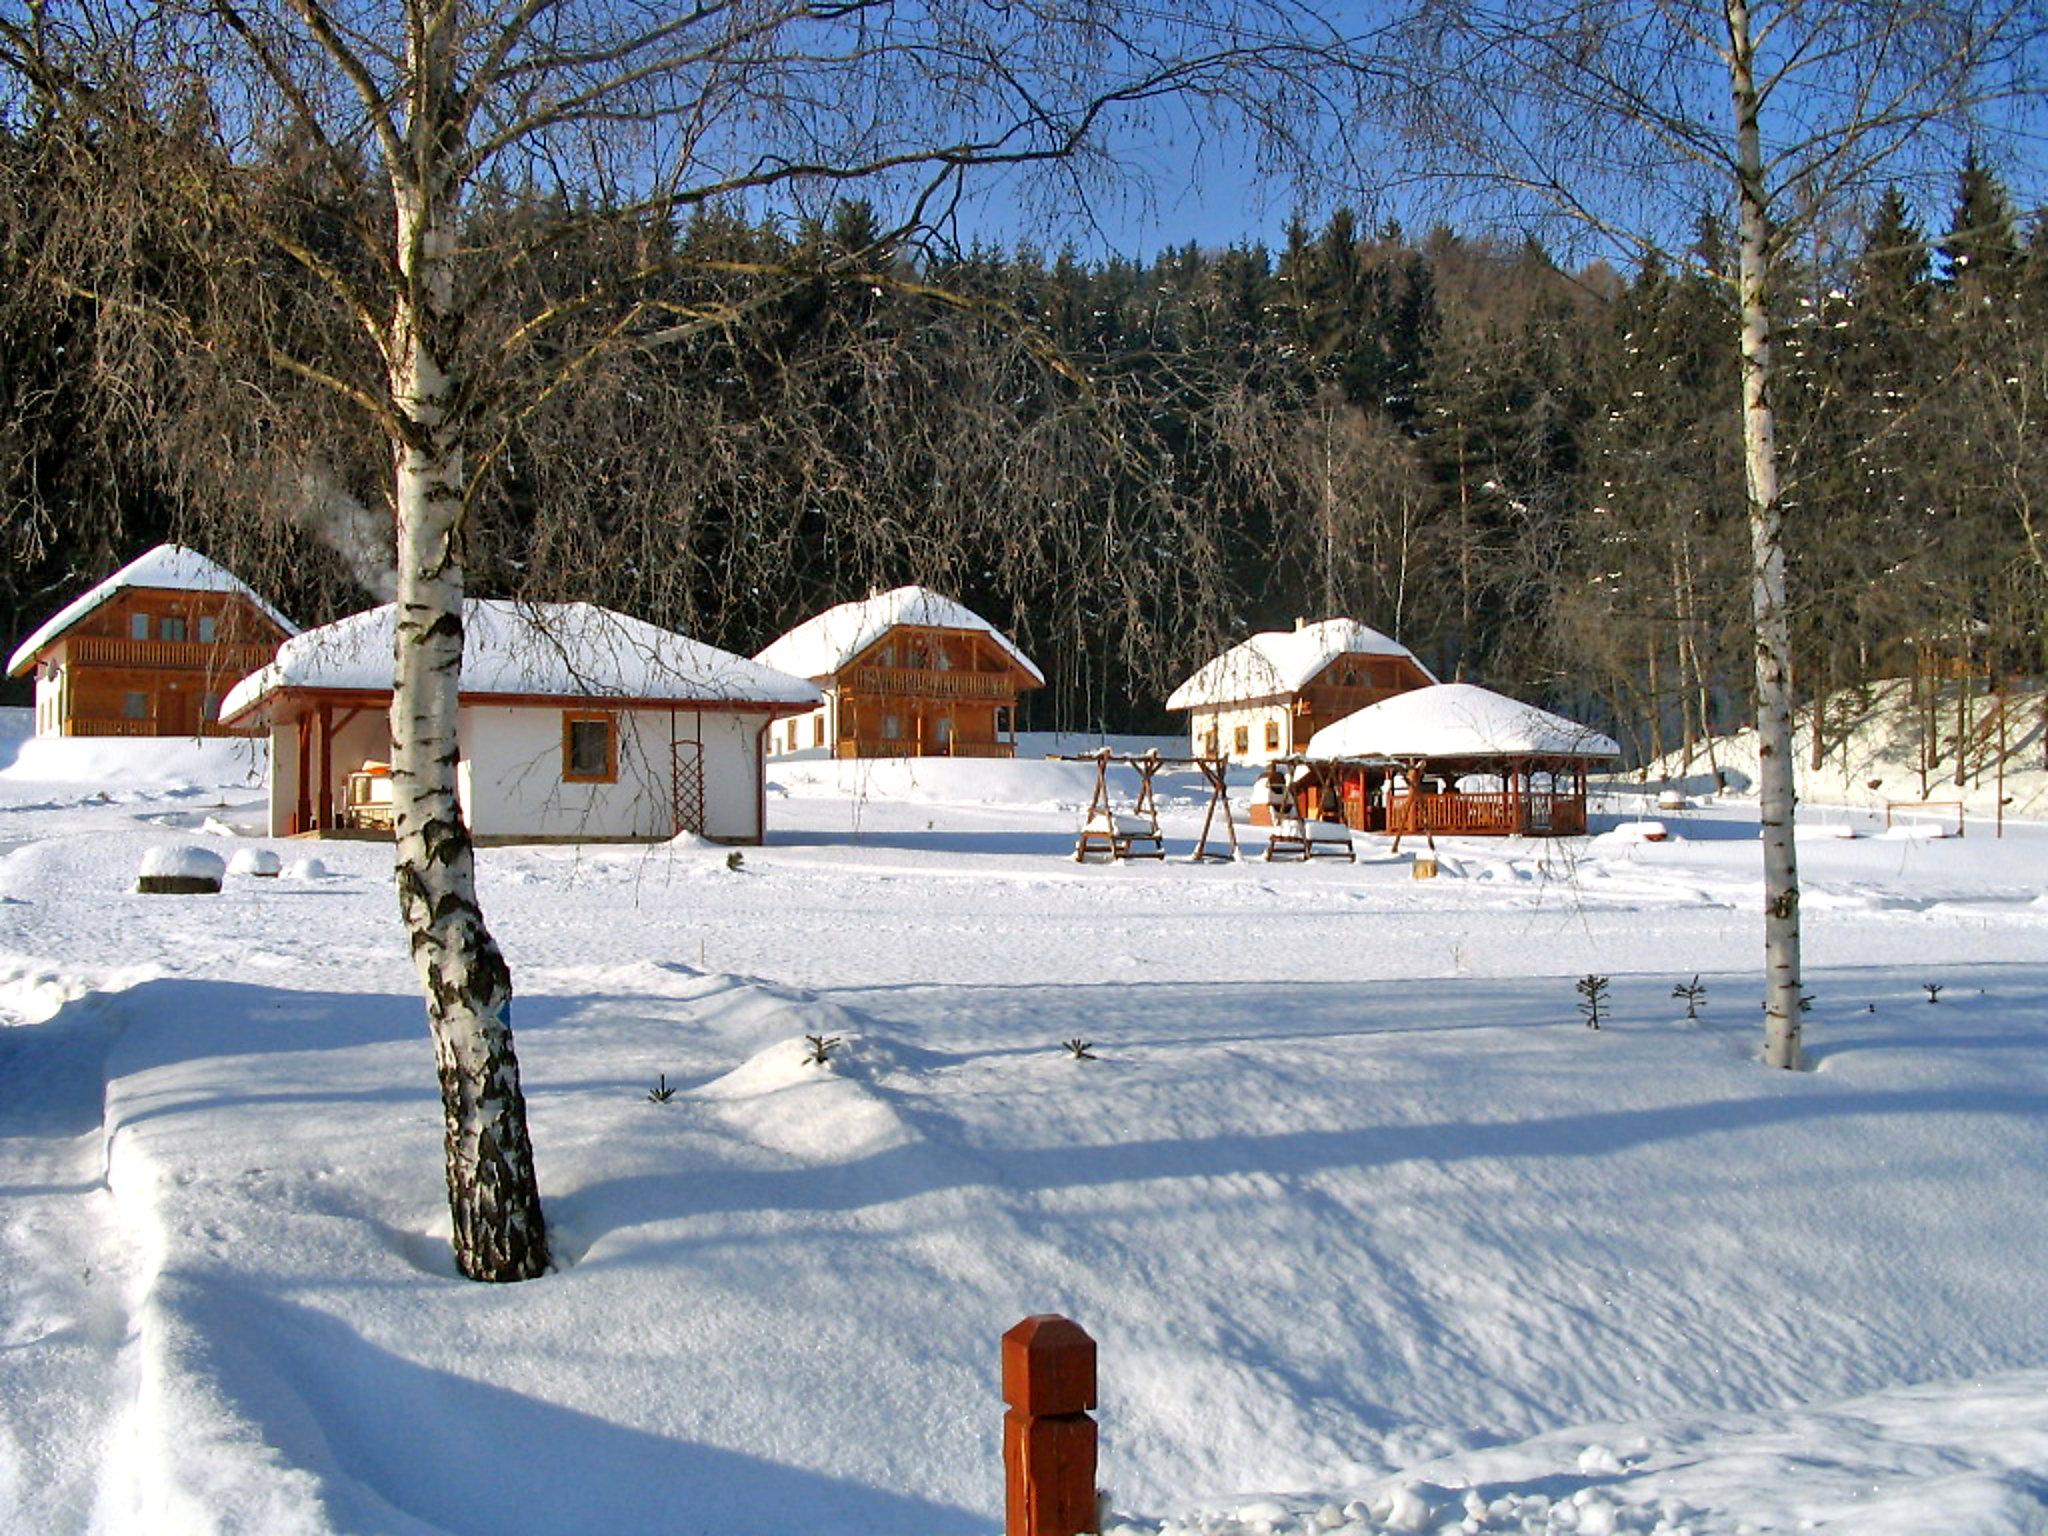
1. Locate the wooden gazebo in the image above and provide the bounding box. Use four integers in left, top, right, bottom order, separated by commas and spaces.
1297, 683, 1619, 839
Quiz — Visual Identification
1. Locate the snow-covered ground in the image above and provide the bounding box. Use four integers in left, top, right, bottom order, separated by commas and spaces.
3, 706, 2047, 1535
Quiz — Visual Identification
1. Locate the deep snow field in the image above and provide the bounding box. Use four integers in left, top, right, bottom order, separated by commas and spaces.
4, 709, 2048, 1535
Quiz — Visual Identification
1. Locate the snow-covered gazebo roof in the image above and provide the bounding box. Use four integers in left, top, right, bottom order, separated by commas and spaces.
220, 600, 820, 723
1304, 683, 1620, 761
1166, 619, 1434, 711
753, 585, 1043, 684
7, 544, 298, 677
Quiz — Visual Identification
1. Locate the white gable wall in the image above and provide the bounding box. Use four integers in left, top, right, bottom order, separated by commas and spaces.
35, 668, 61, 737
1188, 700, 1295, 762
458, 703, 767, 842
266, 700, 774, 842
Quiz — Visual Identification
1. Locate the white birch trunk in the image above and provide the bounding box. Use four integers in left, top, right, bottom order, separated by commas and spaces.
386, 108, 549, 1280
1728, 0, 1804, 1070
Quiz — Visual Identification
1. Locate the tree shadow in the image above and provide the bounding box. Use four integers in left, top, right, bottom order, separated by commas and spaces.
167, 1280, 981, 1535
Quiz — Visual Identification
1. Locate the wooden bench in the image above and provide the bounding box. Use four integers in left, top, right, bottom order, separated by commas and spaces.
1075, 811, 1164, 861
1264, 816, 1355, 862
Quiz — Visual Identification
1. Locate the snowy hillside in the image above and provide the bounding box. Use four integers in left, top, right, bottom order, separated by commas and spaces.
4, 724, 2048, 1534
1638, 679, 2048, 823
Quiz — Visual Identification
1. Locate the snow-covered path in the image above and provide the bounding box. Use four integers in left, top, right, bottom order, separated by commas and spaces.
0, 978, 138, 1532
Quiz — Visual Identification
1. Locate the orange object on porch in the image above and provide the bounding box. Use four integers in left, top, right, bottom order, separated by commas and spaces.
1003, 1314, 1099, 1536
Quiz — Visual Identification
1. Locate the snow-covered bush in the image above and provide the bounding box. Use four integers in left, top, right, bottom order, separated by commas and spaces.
136, 845, 225, 895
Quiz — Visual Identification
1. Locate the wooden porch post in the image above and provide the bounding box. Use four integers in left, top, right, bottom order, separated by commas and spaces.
294, 712, 312, 834
317, 701, 334, 831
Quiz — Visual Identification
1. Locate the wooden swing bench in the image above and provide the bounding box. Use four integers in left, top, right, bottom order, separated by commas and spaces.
1263, 816, 1356, 862
1261, 756, 1355, 862
1076, 809, 1164, 861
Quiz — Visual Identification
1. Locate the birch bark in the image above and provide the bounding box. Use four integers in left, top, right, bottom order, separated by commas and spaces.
1727, 0, 1804, 1070
385, 34, 549, 1281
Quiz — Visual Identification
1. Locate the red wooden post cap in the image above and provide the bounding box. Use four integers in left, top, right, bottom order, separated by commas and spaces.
1002, 1314, 1097, 1416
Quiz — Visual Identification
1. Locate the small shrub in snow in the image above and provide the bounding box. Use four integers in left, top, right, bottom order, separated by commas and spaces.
803, 1033, 841, 1067
136, 845, 225, 895
1672, 976, 1707, 1019
646, 1073, 677, 1104
1925, 982, 1944, 1004
1576, 974, 1610, 1029
725, 849, 744, 872
226, 848, 282, 878
1062, 1038, 1097, 1061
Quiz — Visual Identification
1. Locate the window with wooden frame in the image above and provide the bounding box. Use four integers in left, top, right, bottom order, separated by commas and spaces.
1265, 720, 1281, 752
1233, 724, 1250, 754
561, 712, 617, 783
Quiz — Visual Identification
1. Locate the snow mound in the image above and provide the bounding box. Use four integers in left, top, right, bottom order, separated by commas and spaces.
1601, 820, 1670, 844
138, 845, 226, 881
226, 848, 283, 877
0, 728, 267, 792
282, 856, 331, 880
771, 753, 1105, 809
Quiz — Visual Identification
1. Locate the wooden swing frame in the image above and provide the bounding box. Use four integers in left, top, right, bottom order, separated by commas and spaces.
1061, 749, 1239, 862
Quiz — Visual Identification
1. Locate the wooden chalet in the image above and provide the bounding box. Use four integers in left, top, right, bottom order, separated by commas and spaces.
6, 545, 296, 738
1166, 618, 1436, 767
1295, 682, 1620, 838
218, 600, 819, 843
754, 586, 1042, 759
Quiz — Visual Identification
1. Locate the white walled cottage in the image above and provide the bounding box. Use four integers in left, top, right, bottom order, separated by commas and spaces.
1166, 618, 1436, 763
219, 601, 819, 844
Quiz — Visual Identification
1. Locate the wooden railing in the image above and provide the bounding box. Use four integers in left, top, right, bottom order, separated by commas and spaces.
1386, 792, 1584, 836
69, 636, 277, 676
836, 736, 1015, 759
846, 665, 1013, 701
64, 717, 253, 739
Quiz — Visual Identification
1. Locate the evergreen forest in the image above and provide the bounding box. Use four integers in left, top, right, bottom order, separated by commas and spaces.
5, 133, 2045, 768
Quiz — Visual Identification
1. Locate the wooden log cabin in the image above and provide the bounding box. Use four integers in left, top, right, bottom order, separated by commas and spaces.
6, 545, 296, 738
1297, 682, 1620, 838
754, 586, 1043, 759
1166, 618, 1436, 766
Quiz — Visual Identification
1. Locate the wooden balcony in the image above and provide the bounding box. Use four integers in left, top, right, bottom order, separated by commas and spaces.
845, 665, 1013, 701
68, 636, 278, 677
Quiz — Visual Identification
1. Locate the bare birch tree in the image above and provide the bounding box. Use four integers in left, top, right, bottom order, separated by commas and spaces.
0, 0, 1369, 1279
1397, 0, 2046, 1068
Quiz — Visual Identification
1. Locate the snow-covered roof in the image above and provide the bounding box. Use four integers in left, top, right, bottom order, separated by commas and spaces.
1304, 683, 1620, 760
1165, 619, 1434, 710
753, 586, 1043, 685
219, 600, 820, 722
7, 544, 298, 677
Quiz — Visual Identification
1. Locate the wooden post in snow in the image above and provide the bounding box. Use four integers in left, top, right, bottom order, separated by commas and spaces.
1003, 1314, 1098, 1536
